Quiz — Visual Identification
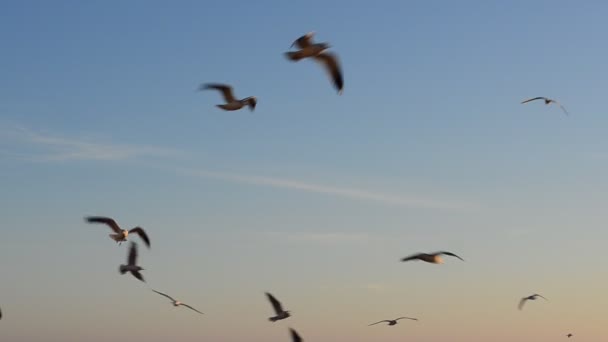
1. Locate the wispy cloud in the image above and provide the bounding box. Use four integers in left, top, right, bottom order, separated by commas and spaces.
0, 124, 183, 162
175, 167, 477, 210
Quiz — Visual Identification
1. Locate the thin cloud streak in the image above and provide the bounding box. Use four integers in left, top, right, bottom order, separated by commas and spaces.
0, 125, 184, 162
175, 167, 478, 210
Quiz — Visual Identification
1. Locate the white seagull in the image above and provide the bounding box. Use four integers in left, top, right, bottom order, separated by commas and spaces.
119, 242, 145, 283
151, 289, 204, 315
368, 317, 418, 326
85, 216, 150, 248
285, 32, 344, 94
266, 292, 291, 322
401, 251, 464, 264
200, 83, 257, 112
521, 97, 569, 116
518, 294, 547, 310
290, 328, 303, 342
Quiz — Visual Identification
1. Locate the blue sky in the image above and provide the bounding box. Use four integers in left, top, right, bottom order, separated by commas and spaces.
1, 1, 608, 341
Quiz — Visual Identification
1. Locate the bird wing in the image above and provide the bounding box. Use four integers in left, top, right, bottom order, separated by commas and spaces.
127, 242, 138, 265
401, 253, 423, 262
290, 328, 303, 342
313, 52, 344, 94
533, 294, 548, 300
265, 292, 284, 314
85, 216, 122, 233
518, 297, 527, 310
396, 317, 418, 321
131, 270, 145, 283
180, 303, 204, 315
201, 83, 236, 103
152, 289, 176, 302
439, 251, 464, 261
368, 320, 390, 326
129, 227, 151, 248
521, 97, 546, 104
291, 32, 314, 49
554, 101, 570, 116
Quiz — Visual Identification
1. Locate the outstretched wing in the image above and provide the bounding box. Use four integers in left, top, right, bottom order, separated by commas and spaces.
518, 297, 527, 310
439, 251, 464, 261
127, 242, 138, 265
181, 303, 204, 315
556, 102, 570, 116
396, 317, 418, 321
152, 289, 176, 302
129, 227, 150, 248
86, 216, 122, 233
521, 97, 546, 104
291, 32, 314, 49
265, 292, 284, 315
131, 270, 145, 283
368, 320, 390, 326
533, 294, 548, 300
401, 253, 423, 262
290, 328, 303, 342
201, 83, 236, 103
314, 52, 343, 94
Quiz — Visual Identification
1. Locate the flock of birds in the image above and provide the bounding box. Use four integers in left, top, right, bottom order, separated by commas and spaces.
0, 31, 576, 340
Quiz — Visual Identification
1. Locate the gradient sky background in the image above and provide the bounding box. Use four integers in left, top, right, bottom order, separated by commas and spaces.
1, 1, 608, 341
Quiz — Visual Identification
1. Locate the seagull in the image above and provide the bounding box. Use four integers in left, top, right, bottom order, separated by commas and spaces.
285, 32, 344, 94
200, 83, 257, 111
368, 317, 418, 326
119, 242, 145, 283
401, 251, 464, 264
0, 306, 2, 320
151, 289, 204, 315
567, 333, 573, 338
521, 97, 569, 115
518, 294, 547, 310
85, 216, 150, 248
266, 292, 290, 322
290, 328, 303, 342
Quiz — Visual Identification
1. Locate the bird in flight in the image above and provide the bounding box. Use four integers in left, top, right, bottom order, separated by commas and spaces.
119, 242, 145, 283
266, 292, 291, 322
200, 83, 257, 112
285, 31, 344, 94
401, 251, 464, 264
518, 294, 547, 310
290, 328, 303, 342
151, 289, 204, 315
369, 317, 418, 326
567, 333, 573, 338
85, 216, 150, 248
521, 97, 569, 116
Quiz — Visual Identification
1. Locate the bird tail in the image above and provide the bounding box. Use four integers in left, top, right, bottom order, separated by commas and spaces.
119, 265, 128, 274
284, 51, 305, 61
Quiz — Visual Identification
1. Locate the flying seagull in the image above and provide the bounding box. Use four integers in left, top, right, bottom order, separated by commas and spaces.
521, 97, 569, 115
200, 83, 257, 111
401, 251, 464, 264
266, 292, 290, 322
285, 32, 344, 94
518, 294, 547, 310
151, 289, 204, 315
119, 242, 145, 283
567, 333, 573, 338
369, 317, 418, 326
290, 328, 303, 342
85, 216, 150, 248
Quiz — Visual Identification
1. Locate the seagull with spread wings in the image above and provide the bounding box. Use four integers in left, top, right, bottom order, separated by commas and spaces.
266, 292, 291, 322
401, 251, 464, 264
518, 294, 547, 310
119, 242, 145, 283
151, 289, 203, 315
200, 83, 257, 112
289, 328, 303, 342
85, 216, 150, 248
521, 97, 569, 115
285, 32, 344, 94
369, 317, 418, 326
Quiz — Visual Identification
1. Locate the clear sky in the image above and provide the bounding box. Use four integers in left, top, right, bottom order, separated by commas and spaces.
1, 0, 608, 341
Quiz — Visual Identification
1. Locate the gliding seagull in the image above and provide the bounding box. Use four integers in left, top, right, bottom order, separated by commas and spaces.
200, 83, 257, 112
369, 317, 418, 326
285, 32, 344, 94
119, 242, 145, 283
151, 289, 204, 315
85, 216, 150, 248
401, 251, 464, 264
266, 292, 291, 322
521, 97, 569, 115
518, 294, 547, 310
